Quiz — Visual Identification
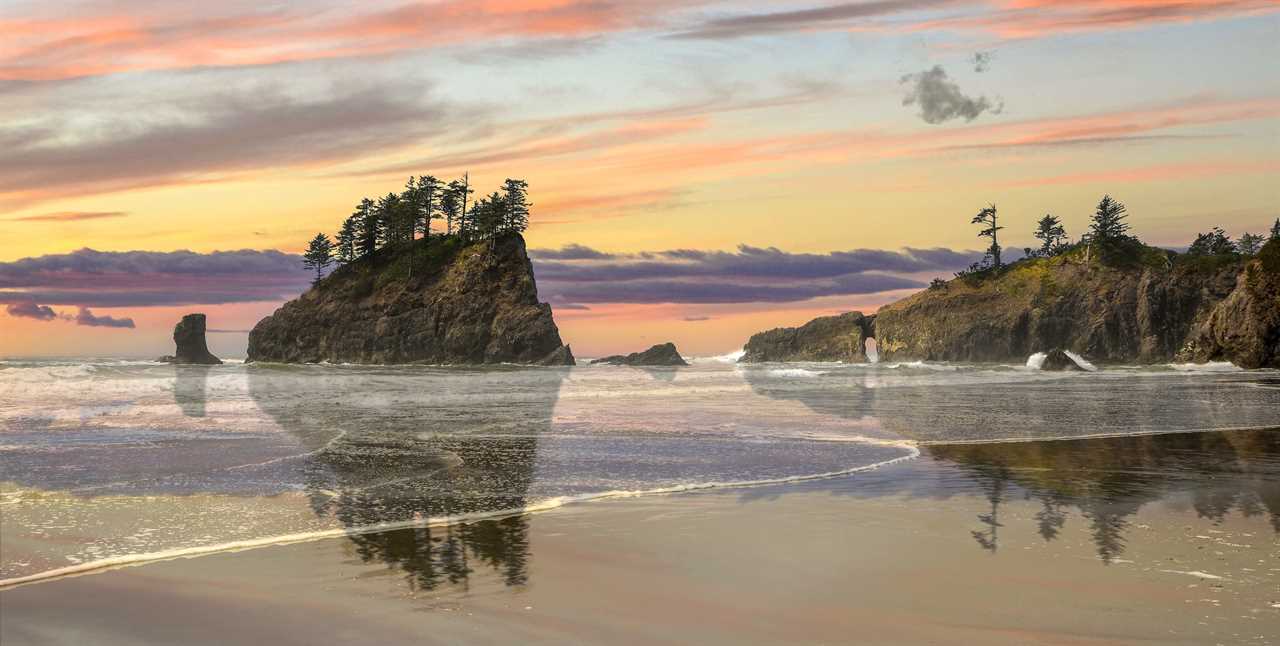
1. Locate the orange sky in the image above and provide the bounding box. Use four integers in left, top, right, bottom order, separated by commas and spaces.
2, 0, 1278, 357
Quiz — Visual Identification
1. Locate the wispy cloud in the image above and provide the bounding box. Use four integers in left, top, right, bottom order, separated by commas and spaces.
5, 301, 57, 320
10, 211, 128, 222
669, 0, 959, 39
74, 307, 134, 328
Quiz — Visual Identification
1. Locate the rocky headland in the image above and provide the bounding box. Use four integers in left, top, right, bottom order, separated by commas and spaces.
591, 342, 688, 366
246, 234, 574, 365
742, 239, 1280, 368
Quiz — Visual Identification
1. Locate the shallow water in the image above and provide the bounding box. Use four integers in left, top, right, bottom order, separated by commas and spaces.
1, 357, 1277, 585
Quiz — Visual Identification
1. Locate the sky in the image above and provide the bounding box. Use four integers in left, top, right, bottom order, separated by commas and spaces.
1, 0, 1278, 358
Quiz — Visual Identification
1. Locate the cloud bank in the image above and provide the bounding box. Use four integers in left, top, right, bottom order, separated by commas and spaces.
530, 244, 980, 304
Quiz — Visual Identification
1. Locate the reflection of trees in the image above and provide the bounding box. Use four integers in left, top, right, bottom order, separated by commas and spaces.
248, 367, 565, 592
928, 429, 1280, 562
741, 366, 1280, 561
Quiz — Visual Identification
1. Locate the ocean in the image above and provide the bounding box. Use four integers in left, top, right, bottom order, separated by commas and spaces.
2, 356, 1277, 588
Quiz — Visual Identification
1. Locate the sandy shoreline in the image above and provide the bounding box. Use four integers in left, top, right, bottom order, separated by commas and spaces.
3, 451, 1277, 646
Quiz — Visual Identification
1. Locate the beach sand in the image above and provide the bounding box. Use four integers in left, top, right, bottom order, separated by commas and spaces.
4, 449, 1277, 646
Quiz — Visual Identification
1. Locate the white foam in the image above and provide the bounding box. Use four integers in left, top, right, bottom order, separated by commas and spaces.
1168, 361, 1242, 373
1026, 352, 1048, 370
695, 349, 746, 364
767, 368, 826, 378
1063, 350, 1097, 372
0, 440, 919, 590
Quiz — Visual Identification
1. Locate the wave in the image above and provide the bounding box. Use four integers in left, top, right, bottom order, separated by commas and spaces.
0, 440, 919, 591
1168, 361, 1242, 373
691, 349, 745, 364
767, 368, 827, 378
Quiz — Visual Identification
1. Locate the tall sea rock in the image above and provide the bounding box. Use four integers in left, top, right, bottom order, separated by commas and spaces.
247, 234, 574, 365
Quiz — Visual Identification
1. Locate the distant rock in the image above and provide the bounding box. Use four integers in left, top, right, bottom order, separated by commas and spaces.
741, 312, 874, 363
592, 342, 688, 366
247, 234, 574, 366
171, 314, 222, 365
1040, 349, 1087, 371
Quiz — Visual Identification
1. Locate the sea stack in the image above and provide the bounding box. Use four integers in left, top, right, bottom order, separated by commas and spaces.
740, 312, 874, 363
171, 313, 222, 365
591, 342, 688, 366
246, 234, 574, 365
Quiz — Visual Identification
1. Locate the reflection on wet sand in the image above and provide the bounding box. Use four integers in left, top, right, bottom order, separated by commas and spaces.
248, 367, 565, 592
173, 365, 210, 417
929, 429, 1280, 561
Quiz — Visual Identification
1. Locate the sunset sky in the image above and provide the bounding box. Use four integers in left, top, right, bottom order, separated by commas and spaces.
2, 0, 1278, 358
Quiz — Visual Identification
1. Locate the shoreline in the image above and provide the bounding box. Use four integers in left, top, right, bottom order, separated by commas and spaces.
4, 431, 1278, 645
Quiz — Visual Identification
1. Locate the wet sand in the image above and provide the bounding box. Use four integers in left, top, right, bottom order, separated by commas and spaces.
4, 445, 1278, 646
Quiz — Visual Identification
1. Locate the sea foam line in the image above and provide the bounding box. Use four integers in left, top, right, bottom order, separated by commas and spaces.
0, 439, 919, 591
916, 424, 1278, 447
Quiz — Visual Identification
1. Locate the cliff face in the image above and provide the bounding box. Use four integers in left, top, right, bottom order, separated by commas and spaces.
873, 246, 1279, 368
247, 234, 574, 365
741, 312, 874, 363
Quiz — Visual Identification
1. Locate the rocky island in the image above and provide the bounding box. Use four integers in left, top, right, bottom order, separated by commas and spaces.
743, 238, 1280, 369
158, 313, 222, 365
246, 234, 574, 365
591, 342, 688, 366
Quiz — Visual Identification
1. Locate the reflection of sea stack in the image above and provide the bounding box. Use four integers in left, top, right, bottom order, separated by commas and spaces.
173, 365, 210, 417
169, 313, 222, 365
592, 342, 688, 366
246, 234, 574, 365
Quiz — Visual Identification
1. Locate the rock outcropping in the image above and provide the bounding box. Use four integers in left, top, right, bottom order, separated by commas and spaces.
246, 234, 574, 365
166, 313, 222, 365
742, 240, 1280, 368
591, 342, 688, 366
741, 312, 874, 363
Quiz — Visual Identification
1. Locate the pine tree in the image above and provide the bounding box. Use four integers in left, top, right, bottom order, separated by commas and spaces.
1187, 227, 1236, 256
971, 204, 1002, 269
1088, 195, 1129, 244
1270, 218, 1280, 241
1237, 232, 1265, 256
1032, 214, 1066, 256
445, 178, 472, 240
356, 198, 380, 257
336, 215, 359, 263
502, 178, 530, 233
416, 175, 441, 237
401, 176, 421, 242
302, 233, 335, 285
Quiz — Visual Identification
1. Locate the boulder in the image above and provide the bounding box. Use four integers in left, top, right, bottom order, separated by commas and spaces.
171, 314, 222, 365
591, 342, 688, 366
1040, 349, 1087, 371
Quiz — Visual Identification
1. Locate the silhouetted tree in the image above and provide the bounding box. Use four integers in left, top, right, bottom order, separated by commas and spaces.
1087, 195, 1129, 244
502, 178, 530, 233
1237, 232, 1265, 256
303, 233, 334, 284
357, 198, 380, 258
415, 175, 442, 237
1187, 227, 1237, 256
1032, 214, 1067, 256
971, 204, 1003, 269
336, 216, 358, 264
1270, 218, 1280, 241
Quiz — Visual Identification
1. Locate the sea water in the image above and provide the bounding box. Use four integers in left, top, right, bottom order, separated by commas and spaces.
1, 357, 1277, 585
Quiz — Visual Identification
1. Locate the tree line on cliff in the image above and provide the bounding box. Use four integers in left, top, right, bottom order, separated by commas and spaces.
945, 195, 1280, 287
301, 174, 532, 283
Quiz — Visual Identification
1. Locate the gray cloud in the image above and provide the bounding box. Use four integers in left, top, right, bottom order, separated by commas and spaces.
0, 79, 465, 206
0, 248, 311, 308
75, 307, 135, 329
900, 65, 1001, 124
683, 316, 712, 322
6, 301, 57, 320
972, 51, 992, 73
670, 0, 955, 39
532, 243, 980, 305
